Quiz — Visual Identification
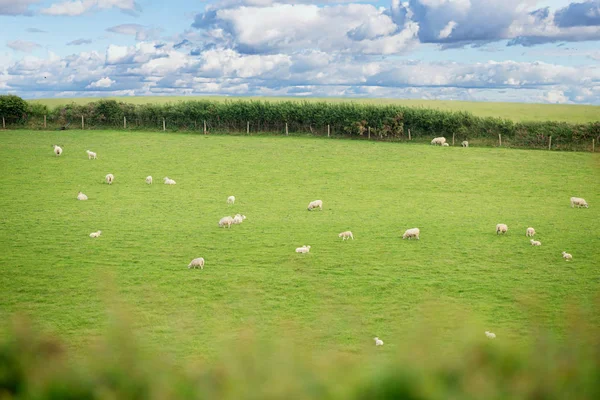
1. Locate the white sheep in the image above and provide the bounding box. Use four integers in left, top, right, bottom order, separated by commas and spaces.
227, 196, 235, 205
442, 142, 450, 147
86, 150, 97, 159
105, 174, 114, 185
188, 257, 205, 269
163, 177, 176, 185
526, 227, 536, 237
77, 191, 88, 201
402, 228, 420, 240
232, 214, 246, 224
52, 145, 63, 156
307, 200, 323, 211
374, 337, 384, 346
430, 137, 446, 146
338, 231, 354, 240
219, 216, 234, 228
145, 176, 153, 185
530, 239, 541, 246
570, 197, 588, 208
496, 224, 508, 235
562, 251, 573, 261
485, 331, 496, 339
461, 141, 469, 147
295, 245, 311, 253
89, 230, 102, 238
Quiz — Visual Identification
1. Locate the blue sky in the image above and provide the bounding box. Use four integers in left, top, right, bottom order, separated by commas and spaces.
1, 0, 599, 103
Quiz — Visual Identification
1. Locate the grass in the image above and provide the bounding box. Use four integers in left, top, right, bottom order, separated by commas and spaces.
28, 96, 600, 123
0, 129, 599, 364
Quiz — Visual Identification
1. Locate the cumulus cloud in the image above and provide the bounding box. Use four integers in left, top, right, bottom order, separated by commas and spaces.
0, 0, 39, 16
41, 0, 141, 16
67, 38, 93, 45
7, 40, 42, 53
86, 76, 115, 88
106, 24, 162, 41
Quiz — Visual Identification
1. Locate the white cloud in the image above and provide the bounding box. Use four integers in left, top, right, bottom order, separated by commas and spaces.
0, 0, 39, 16
41, 0, 140, 16
6, 40, 42, 53
106, 24, 161, 41
86, 76, 115, 88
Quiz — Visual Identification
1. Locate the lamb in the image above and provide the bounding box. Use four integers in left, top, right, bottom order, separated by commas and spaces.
77, 191, 88, 201
89, 230, 102, 238
485, 331, 496, 339
496, 224, 508, 235
146, 176, 153, 185
570, 197, 588, 208
338, 231, 354, 240
562, 251, 573, 261
295, 245, 311, 253
430, 137, 446, 146
307, 200, 323, 211
105, 174, 114, 185
232, 214, 246, 224
374, 337, 384, 346
219, 216, 234, 228
402, 228, 420, 240
188, 257, 205, 269
86, 150, 97, 159
442, 142, 450, 147
163, 177, 176, 185
52, 145, 63, 156
526, 227, 536, 237
461, 141, 469, 147
227, 196, 235, 205
530, 239, 541, 246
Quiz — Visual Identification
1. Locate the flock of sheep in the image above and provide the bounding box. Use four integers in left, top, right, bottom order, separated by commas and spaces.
53, 139, 589, 344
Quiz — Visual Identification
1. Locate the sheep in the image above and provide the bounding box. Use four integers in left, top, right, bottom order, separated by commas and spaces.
163, 177, 176, 185
295, 245, 311, 254
227, 196, 235, 205
526, 227, 536, 237
89, 230, 102, 238
86, 150, 97, 159
219, 216, 234, 228
461, 141, 469, 147
570, 197, 588, 208
530, 239, 541, 246
146, 176, 153, 185
485, 331, 496, 339
188, 257, 205, 269
430, 137, 446, 146
307, 200, 323, 211
402, 228, 420, 240
77, 191, 88, 201
562, 251, 573, 261
338, 231, 354, 240
442, 142, 450, 147
105, 174, 114, 185
52, 145, 63, 156
232, 214, 246, 224
374, 337, 384, 346
496, 224, 508, 235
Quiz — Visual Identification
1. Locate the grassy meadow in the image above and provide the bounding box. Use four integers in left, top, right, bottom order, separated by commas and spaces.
0, 129, 599, 364
28, 96, 600, 123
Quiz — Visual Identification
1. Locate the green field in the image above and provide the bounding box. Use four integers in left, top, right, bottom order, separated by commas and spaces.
1, 130, 599, 363
28, 96, 600, 123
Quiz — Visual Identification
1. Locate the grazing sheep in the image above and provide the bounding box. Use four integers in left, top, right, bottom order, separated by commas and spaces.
442, 142, 450, 147
227, 195, 235, 205
496, 224, 508, 235
430, 137, 446, 146
232, 214, 246, 224
89, 230, 102, 238
163, 177, 176, 185
530, 239, 541, 246
562, 251, 573, 261
570, 197, 588, 208
77, 191, 88, 201
485, 331, 496, 339
338, 231, 354, 240
402, 228, 420, 240
295, 245, 311, 254
105, 174, 114, 184
86, 150, 97, 159
146, 176, 153, 184
188, 257, 205, 269
307, 200, 323, 211
374, 337, 384, 346
219, 216, 234, 228
52, 145, 63, 156
461, 141, 469, 147
526, 227, 536, 237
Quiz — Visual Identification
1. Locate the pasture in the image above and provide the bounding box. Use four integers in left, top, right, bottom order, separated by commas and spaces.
28, 96, 600, 123
0, 129, 599, 362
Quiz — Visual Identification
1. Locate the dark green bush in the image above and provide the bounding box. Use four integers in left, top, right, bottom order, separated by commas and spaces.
0, 95, 28, 123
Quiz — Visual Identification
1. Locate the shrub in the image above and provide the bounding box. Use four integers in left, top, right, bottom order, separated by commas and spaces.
0, 95, 28, 123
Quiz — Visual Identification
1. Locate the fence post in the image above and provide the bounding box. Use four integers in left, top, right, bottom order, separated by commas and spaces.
368, 126, 370, 139
548, 136, 552, 150
194, 120, 197, 130
203, 120, 207, 135
44, 115, 47, 129
499, 134, 502, 147
285, 123, 289, 136
593, 139, 595, 153
163, 118, 166, 131
124, 116, 127, 129
452, 132, 455, 146
81, 115, 84, 129
408, 129, 411, 140
2, 117, 4, 129
247, 121, 249, 135
327, 124, 330, 138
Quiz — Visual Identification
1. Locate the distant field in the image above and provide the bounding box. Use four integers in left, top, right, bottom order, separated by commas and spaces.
1, 130, 599, 362
28, 96, 600, 123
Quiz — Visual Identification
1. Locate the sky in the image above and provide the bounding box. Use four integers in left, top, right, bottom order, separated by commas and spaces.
0, 0, 599, 104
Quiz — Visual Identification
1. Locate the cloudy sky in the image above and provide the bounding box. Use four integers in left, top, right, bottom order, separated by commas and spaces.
1, 0, 599, 103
